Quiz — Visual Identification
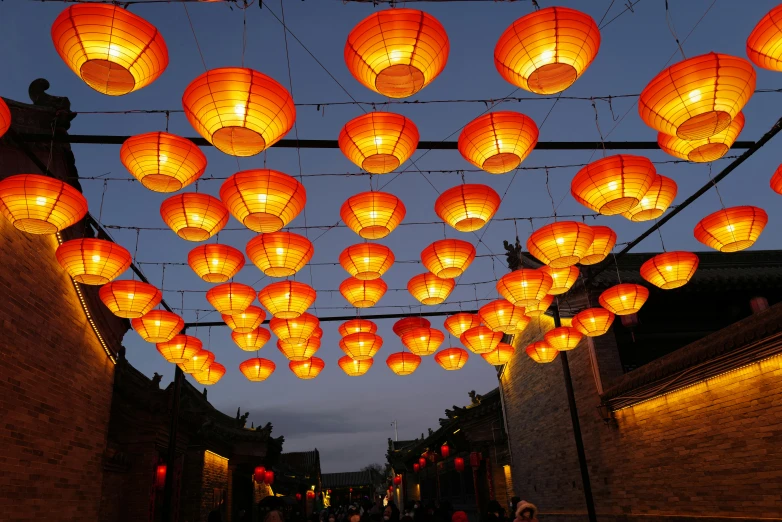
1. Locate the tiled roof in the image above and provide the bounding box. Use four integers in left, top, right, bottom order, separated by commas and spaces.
321, 471, 375, 489
279, 450, 320, 474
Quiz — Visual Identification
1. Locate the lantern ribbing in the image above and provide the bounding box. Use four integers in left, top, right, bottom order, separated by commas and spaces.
444, 313, 481, 338
435, 184, 500, 232
132, 310, 184, 343
393, 317, 431, 337
232, 327, 272, 352
220, 169, 306, 233
658, 112, 745, 163
527, 221, 594, 268
258, 281, 316, 319
56, 238, 131, 285
408, 272, 456, 305
338, 356, 373, 376
341, 191, 406, 239
239, 357, 276, 382
339, 243, 395, 280
120, 132, 206, 192
747, 5, 782, 71
421, 239, 476, 278
0, 174, 88, 235
339, 112, 419, 173
386, 352, 422, 376
621, 174, 677, 222
246, 231, 313, 277
640, 251, 699, 290
206, 282, 256, 315
188, 244, 245, 283
770, 165, 782, 195
694, 206, 768, 252
572, 307, 614, 337
458, 112, 539, 174
401, 327, 445, 356
579, 226, 616, 265
435, 347, 469, 371
340, 277, 388, 308
0, 98, 10, 138
571, 155, 657, 215
99, 280, 162, 319
160, 193, 228, 242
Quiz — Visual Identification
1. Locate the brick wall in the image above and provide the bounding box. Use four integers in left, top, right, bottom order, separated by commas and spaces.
202, 450, 229, 519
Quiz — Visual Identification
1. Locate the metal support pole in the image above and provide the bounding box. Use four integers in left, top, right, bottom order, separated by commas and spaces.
162, 364, 185, 522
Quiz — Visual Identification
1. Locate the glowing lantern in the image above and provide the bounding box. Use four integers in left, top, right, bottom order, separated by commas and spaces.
339, 319, 378, 337
0, 97, 10, 138
658, 112, 745, 163
444, 313, 481, 338
458, 112, 538, 174
120, 132, 206, 192
525, 341, 559, 364
193, 362, 225, 386
307, 490, 316, 500
339, 112, 419, 173
435, 184, 501, 232
338, 355, 373, 376
222, 305, 265, 333
340, 277, 388, 308
246, 231, 313, 277
495, 7, 600, 95
296, 493, 303, 502
269, 312, 320, 344
454, 458, 465, 472
345, 9, 449, 98
188, 244, 245, 283
160, 193, 228, 242
421, 239, 476, 278
156, 464, 167, 489
694, 206, 768, 252
460, 326, 503, 355
289, 357, 325, 380
131, 310, 184, 343
571, 155, 657, 215
56, 238, 131, 285
156, 335, 202, 363
340, 332, 383, 360
515, 315, 532, 334
178, 349, 214, 374
339, 243, 395, 280
264, 471, 275, 485
0, 174, 88, 234
386, 352, 422, 376
770, 165, 782, 195
394, 474, 403, 485
747, 5, 782, 71
51, 4, 168, 96
401, 327, 445, 356
481, 343, 516, 365
413, 464, 420, 473
640, 251, 699, 290
277, 337, 321, 362
231, 327, 271, 352
220, 169, 306, 233
599, 284, 649, 315
496, 269, 553, 307
572, 308, 614, 337
539, 265, 579, 295
621, 174, 677, 222
524, 294, 554, 317
206, 282, 256, 315
638, 53, 755, 140
527, 221, 595, 268
408, 272, 456, 305
579, 226, 616, 265
544, 327, 582, 351
254, 467, 266, 483
479, 300, 526, 334
340, 191, 406, 239
258, 280, 316, 319
311, 327, 323, 340
99, 280, 162, 319
393, 317, 431, 337
239, 357, 276, 382
440, 445, 450, 459
418, 458, 427, 469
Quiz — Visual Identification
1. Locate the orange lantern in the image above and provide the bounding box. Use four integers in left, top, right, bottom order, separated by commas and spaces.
338, 355, 373, 377
747, 5, 782, 71
571, 155, 657, 215
621, 174, 677, 222
640, 251, 699, 290
220, 169, 306, 233
460, 326, 503, 355
524, 294, 554, 317
239, 357, 276, 382
270, 312, 320, 344
258, 280, 316, 319
339, 243, 395, 280
51, 4, 168, 96
120, 132, 207, 192
539, 265, 579, 295
160, 193, 229, 241
458, 112, 539, 174
311, 327, 323, 340
0, 174, 88, 235
435, 347, 469, 370
179, 349, 214, 374
246, 231, 313, 277
277, 337, 321, 362
393, 317, 431, 337
131, 310, 184, 343
525, 341, 559, 364
0, 97, 10, 138
599, 284, 649, 316
481, 343, 516, 366
156, 334, 202, 364
193, 362, 226, 386
435, 184, 501, 232
222, 305, 266, 333
345, 9, 449, 98
401, 327, 445, 356
638, 53, 755, 140
182, 67, 295, 156
544, 326, 583, 351
340, 332, 383, 361
770, 165, 782, 195
339, 112, 419, 173
386, 352, 422, 376
658, 112, 745, 163
340, 191, 406, 239
572, 307, 614, 337
421, 239, 476, 278
340, 277, 388, 308
527, 221, 595, 268
408, 272, 456, 305
56, 238, 131, 285
188, 244, 245, 283
496, 269, 553, 307
515, 315, 532, 334
99, 280, 162, 319
290, 357, 325, 380
579, 226, 616, 265
206, 282, 256, 315
231, 327, 272, 352
694, 206, 768, 252
479, 299, 526, 334
339, 319, 378, 337
444, 313, 481, 338
495, 6, 600, 95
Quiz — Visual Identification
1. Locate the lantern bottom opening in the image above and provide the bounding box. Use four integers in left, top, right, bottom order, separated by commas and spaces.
244, 213, 285, 234
351, 299, 378, 308
12, 218, 58, 235
579, 254, 606, 266
453, 218, 487, 232
527, 63, 578, 95
374, 64, 425, 99
548, 286, 569, 295
625, 208, 664, 222
201, 274, 231, 283
216, 307, 252, 316
599, 197, 641, 216
435, 267, 465, 279
613, 307, 642, 316
286, 355, 314, 362
263, 267, 297, 277
353, 270, 382, 280
409, 349, 438, 357
677, 111, 731, 141
176, 227, 212, 242
80, 59, 135, 96
271, 311, 302, 319
657, 279, 690, 290
163, 356, 190, 364
421, 296, 445, 305
140, 335, 175, 343
362, 154, 400, 174
140, 174, 184, 193
482, 153, 521, 175
279, 337, 310, 346
488, 325, 520, 334
74, 274, 111, 285
359, 226, 392, 240
113, 310, 146, 319
465, 346, 494, 355
212, 127, 266, 157
583, 328, 609, 337
689, 143, 729, 163
231, 326, 256, 334
547, 256, 581, 269
511, 298, 539, 308
718, 239, 757, 253
345, 354, 373, 361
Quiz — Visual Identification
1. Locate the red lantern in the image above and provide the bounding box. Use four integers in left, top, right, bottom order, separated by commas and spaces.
307, 490, 316, 500
264, 471, 275, 485
419, 457, 427, 468
254, 466, 266, 483
394, 475, 402, 486
156, 464, 167, 489
469, 452, 482, 469
454, 457, 465, 473
388, 485, 394, 493
413, 463, 420, 473
296, 493, 302, 501
441, 444, 450, 459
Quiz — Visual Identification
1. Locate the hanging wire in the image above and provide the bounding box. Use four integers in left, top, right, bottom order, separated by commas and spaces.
98, 179, 108, 223
182, 2, 209, 72
706, 162, 726, 208
611, 252, 623, 284
665, 0, 687, 60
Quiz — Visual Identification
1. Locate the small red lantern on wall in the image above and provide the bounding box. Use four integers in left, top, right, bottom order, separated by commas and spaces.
454, 457, 465, 473
254, 466, 266, 483
264, 471, 275, 485
441, 444, 450, 459
155, 464, 167, 489
296, 493, 302, 501
394, 475, 402, 486
307, 490, 316, 500
413, 463, 420, 473
419, 457, 427, 468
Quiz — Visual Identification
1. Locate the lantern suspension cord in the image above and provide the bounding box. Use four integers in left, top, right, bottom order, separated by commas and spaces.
664, 0, 686, 60
182, 1, 209, 72
599, 0, 643, 30
169, 298, 494, 315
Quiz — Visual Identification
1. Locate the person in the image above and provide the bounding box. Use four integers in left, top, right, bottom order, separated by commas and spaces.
383, 502, 400, 522
509, 498, 520, 518
451, 511, 468, 522
485, 500, 504, 522
265, 509, 285, 522
514, 501, 538, 522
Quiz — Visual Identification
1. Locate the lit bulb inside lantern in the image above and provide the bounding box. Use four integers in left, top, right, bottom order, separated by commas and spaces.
235, 104, 247, 117
620, 295, 627, 301
159, 154, 168, 164
255, 364, 260, 369
665, 265, 673, 271
155, 320, 161, 326
212, 259, 219, 266
479, 334, 484, 340
556, 237, 565, 245
498, 310, 504, 316
374, 137, 383, 146
364, 257, 370, 263
521, 281, 528, 288
359, 341, 365, 347
127, 293, 135, 299
608, 181, 618, 191
497, 139, 503, 150
108, 44, 121, 58
429, 286, 436, 294
641, 198, 649, 206
241, 313, 246, 319
726, 224, 735, 232
191, 214, 201, 222
92, 255, 101, 262
284, 293, 290, 299
36, 196, 46, 206
540, 49, 555, 63
689, 89, 702, 103
276, 248, 284, 255
369, 211, 378, 219
444, 258, 453, 264
420, 336, 426, 341
257, 193, 267, 203
389, 50, 403, 63
292, 322, 298, 328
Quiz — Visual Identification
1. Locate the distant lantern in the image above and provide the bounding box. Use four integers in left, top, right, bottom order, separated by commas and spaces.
0, 174, 88, 235
156, 334, 202, 363
188, 244, 245, 283
773, 165, 782, 195
495, 6, 600, 95
307, 490, 317, 500
296, 493, 303, 502
435, 184, 501, 232
572, 307, 614, 337
178, 349, 215, 374
339, 243, 395, 281
393, 317, 431, 337
444, 313, 481, 338
524, 294, 554, 317
579, 226, 616, 265
640, 251, 699, 290
193, 362, 226, 386
239, 357, 276, 382
599, 284, 649, 316
658, 112, 745, 163
435, 347, 470, 371
421, 239, 476, 278
460, 326, 503, 355
496, 269, 553, 307
747, 5, 782, 71
340, 332, 383, 361
246, 231, 314, 277
621, 174, 677, 222
413, 463, 420, 473
394, 474, 403, 485
289, 357, 325, 380
408, 272, 456, 305
694, 206, 768, 252
232, 327, 272, 352
0, 97, 10, 138
258, 280, 316, 319
51, 4, 168, 96
56, 238, 131, 285
254, 466, 267, 483
539, 265, 579, 295
338, 355, 374, 377
527, 221, 595, 268
345, 9, 449, 98
638, 53, 755, 140
418, 457, 427, 468
340, 277, 388, 308
571, 155, 657, 215
458, 112, 539, 174
481, 343, 516, 366
120, 132, 206, 193
206, 282, 256, 315
454, 458, 465, 473
278, 337, 321, 362
440, 445, 450, 459
156, 464, 167, 489
479, 300, 527, 334
525, 341, 559, 364
131, 310, 184, 343
339, 319, 378, 337
220, 169, 306, 233
339, 112, 419, 173
401, 327, 445, 356
160, 193, 229, 242
99, 280, 162, 319
388, 486, 394, 493
264, 471, 275, 485
222, 305, 266, 333
544, 327, 583, 351
340, 191, 406, 239
386, 352, 422, 376
269, 312, 320, 345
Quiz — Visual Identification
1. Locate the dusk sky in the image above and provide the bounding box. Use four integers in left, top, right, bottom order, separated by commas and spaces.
1, 0, 780, 472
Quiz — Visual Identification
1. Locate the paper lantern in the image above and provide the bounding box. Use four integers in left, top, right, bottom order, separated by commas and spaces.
621, 174, 677, 222
440, 445, 450, 459
338, 355, 373, 376
0, 174, 88, 235
579, 226, 616, 265
99, 280, 162, 319
514, 315, 532, 334
222, 305, 265, 333
339, 243, 394, 280
254, 467, 266, 483
435, 184, 500, 232
770, 165, 782, 195
458, 112, 539, 174
421, 239, 476, 278
311, 327, 323, 340
599, 284, 649, 316
0, 97, 10, 138
394, 474, 404, 485
193, 362, 225, 386
481, 343, 516, 365
340, 277, 388, 308
339, 319, 378, 337
51, 4, 168, 96
544, 327, 583, 351
155, 464, 167, 489
454, 458, 465, 473
188, 244, 245, 283
572, 307, 614, 337
270, 312, 320, 345
413, 463, 420, 473
638, 53, 755, 140
296, 493, 302, 502
495, 7, 600, 95
539, 265, 579, 295
658, 112, 745, 163
408, 272, 455, 305
527, 221, 595, 268
393, 317, 431, 337
258, 280, 316, 319
524, 294, 554, 317
340, 332, 383, 361
156, 335, 202, 363
120, 132, 206, 192
694, 206, 768, 252
401, 327, 445, 356
264, 471, 275, 485
571, 155, 657, 215
479, 300, 527, 334
345, 9, 449, 98
160, 193, 228, 242
206, 282, 256, 315
444, 313, 481, 338
525, 341, 559, 364
56, 238, 131, 285
277, 337, 321, 362
496, 269, 553, 307
386, 352, 422, 376
340, 191, 406, 239
178, 349, 215, 374
289, 357, 325, 380
220, 169, 306, 233
460, 326, 503, 355
747, 5, 782, 71
435, 347, 469, 370
246, 231, 313, 277
239, 357, 276, 382
339, 112, 419, 173
640, 251, 699, 290
231, 327, 272, 352
131, 310, 184, 343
